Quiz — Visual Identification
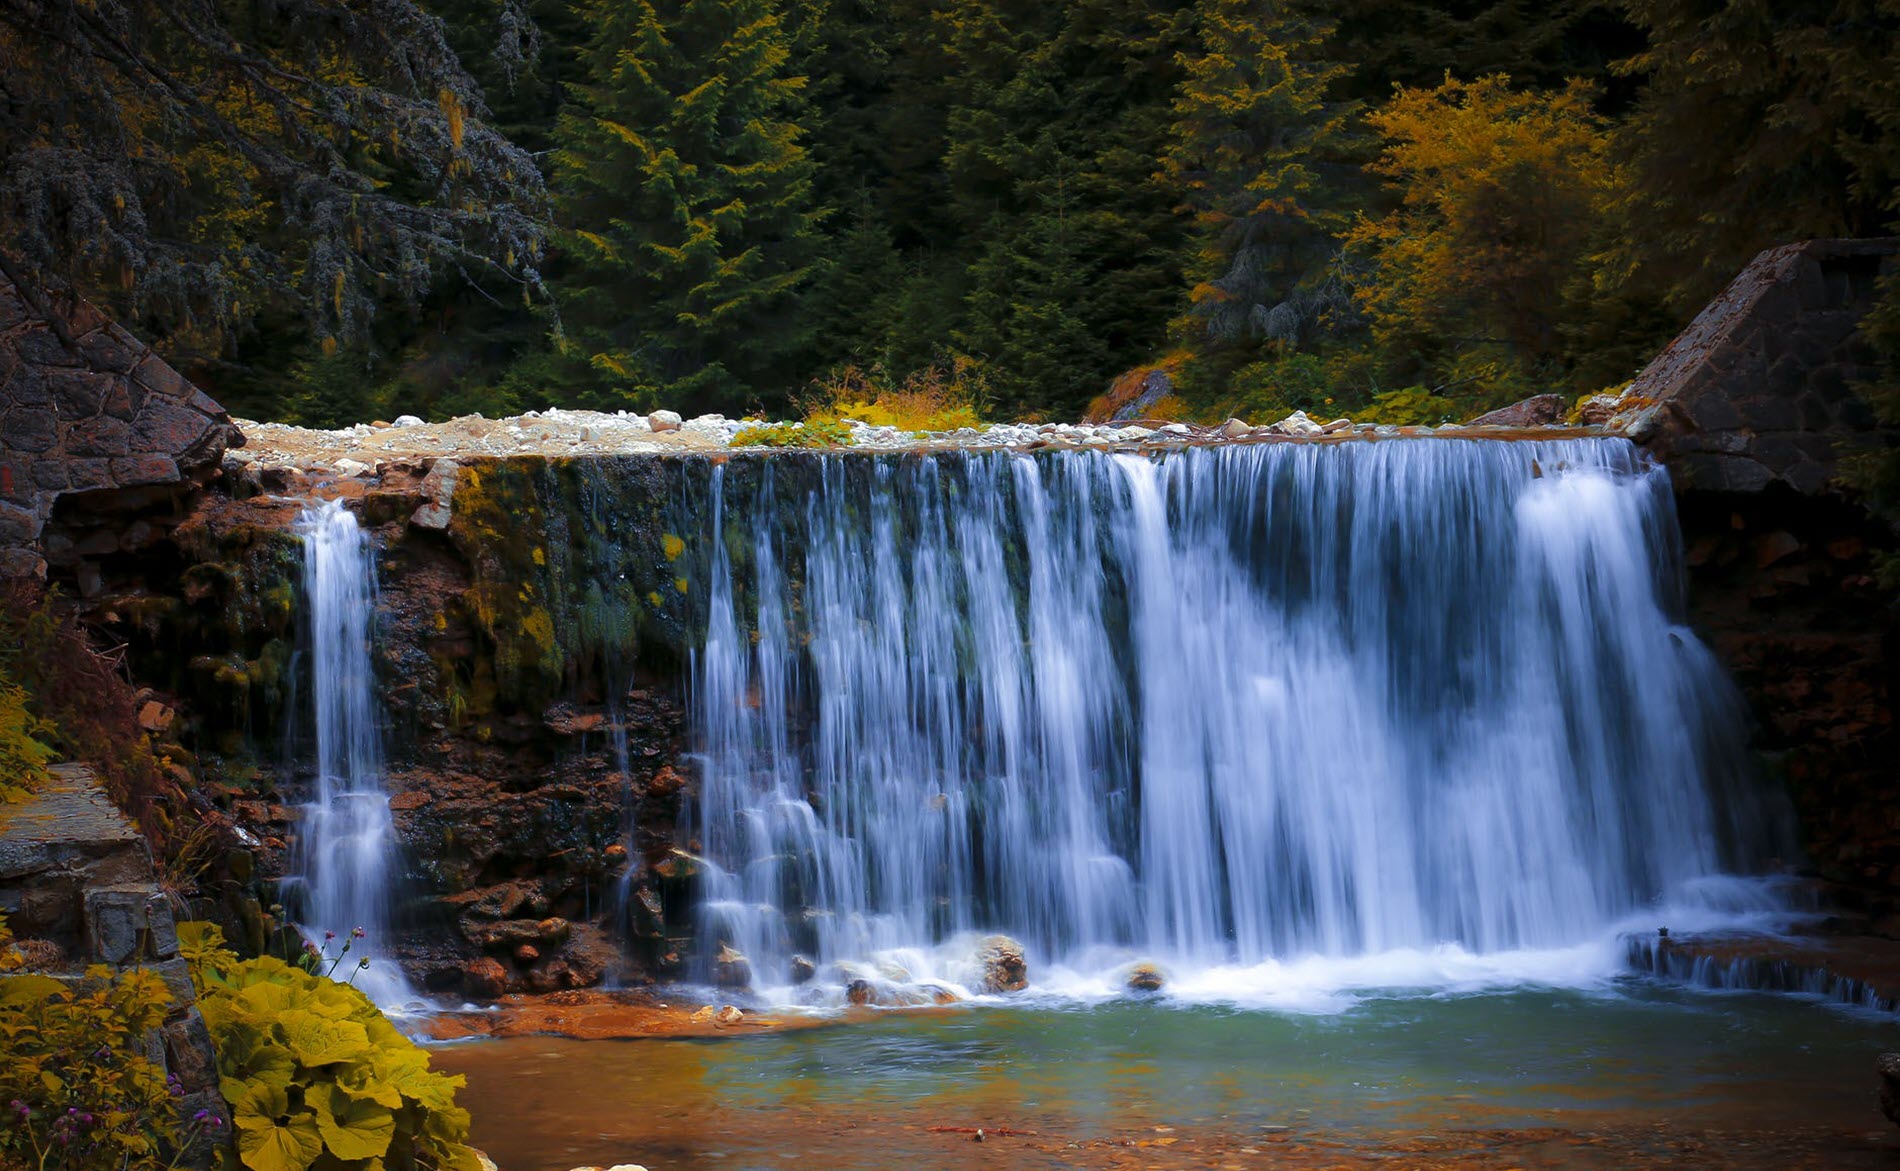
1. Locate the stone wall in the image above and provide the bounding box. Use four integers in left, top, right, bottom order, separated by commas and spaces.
1627, 237, 1897, 494
0, 267, 241, 578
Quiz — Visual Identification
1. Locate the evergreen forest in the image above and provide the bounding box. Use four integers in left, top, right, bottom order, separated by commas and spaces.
4, 0, 1898, 429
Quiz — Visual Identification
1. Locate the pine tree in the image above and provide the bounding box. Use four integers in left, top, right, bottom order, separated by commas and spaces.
1162, 0, 1362, 358
549, 0, 824, 412
936, 0, 1190, 415
1608, 0, 1900, 315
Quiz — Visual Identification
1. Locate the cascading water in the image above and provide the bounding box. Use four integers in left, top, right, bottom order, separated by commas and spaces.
288, 498, 414, 1008
681, 437, 1787, 1007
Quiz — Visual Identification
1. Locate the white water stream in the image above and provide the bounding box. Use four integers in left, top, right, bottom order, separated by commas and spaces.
684, 439, 1790, 1009
288, 499, 416, 1009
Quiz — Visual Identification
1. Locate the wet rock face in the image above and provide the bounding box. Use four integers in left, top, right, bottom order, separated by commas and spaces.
1677, 488, 1896, 917
0, 269, 241, 578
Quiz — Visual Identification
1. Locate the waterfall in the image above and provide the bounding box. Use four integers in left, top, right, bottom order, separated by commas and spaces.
290, 499, 414, 1008
682, 438, 1784, 1004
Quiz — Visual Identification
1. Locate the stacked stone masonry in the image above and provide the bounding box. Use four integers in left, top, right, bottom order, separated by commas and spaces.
1630, 238, 1898, 494
0, 265, 240, 577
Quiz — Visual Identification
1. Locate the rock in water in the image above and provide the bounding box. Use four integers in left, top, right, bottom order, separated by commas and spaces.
790, 954, 817, 984
1274, 410, 1324, 436
463, 956, 509, 999
713, 943, 751, 989
846, 978, 876, 1006
1878, 1052, 1900, 1128
974, 934, 1028, 993
1125, 962, 1166, 992
1219, 417, 1251, 438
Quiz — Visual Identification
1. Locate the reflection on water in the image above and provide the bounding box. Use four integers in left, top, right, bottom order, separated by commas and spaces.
436, 987, 1897, 1171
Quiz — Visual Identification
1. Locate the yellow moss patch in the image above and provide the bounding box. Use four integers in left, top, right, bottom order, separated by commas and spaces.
647, 591, 664, 607
662, 533, 686, 561
674, 577, 690, 595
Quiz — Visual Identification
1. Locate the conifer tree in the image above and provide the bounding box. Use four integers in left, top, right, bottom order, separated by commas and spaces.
549, 0, 823, 411
1162, 0, 1361, 356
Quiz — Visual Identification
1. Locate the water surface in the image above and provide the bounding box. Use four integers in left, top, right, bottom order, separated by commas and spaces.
440, 984, 1896, 1170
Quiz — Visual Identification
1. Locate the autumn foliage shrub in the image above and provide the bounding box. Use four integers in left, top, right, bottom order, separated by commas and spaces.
803, 357, 988, 432
180, 923, 482, 1171
0, 916, 211, 1171
0, 582, 202, 864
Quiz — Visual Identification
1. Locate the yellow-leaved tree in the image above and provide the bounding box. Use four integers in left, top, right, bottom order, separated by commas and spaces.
1343, 75, 1618, 400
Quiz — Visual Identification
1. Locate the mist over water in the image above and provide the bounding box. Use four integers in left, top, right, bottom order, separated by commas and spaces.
683, 438, 1789, 1007
288, 498, 415, 1009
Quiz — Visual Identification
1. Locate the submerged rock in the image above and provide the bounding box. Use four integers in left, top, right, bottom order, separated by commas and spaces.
790, 954, 817, 984
974, 934, 1028, 993
713, 943, 752, 989
845, 978, 876, 1006
1125, 962, 1166, 992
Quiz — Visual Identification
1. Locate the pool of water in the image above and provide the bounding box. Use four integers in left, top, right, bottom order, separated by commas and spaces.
436, 981, 1900, 1170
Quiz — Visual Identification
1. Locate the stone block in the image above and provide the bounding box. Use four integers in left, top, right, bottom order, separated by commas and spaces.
67, 415, 131, 456
133, 396, 214, 454
30, 458, 68, 491
78, 323, 141, 374
13, 326, 82, 368
110, 454, 181, 485
47, 368, 113, 417
4, 359, 50, 408
0, 499, 43, 543
0, 546, 43, 577
1683, 390, 1744, 432
131, 353, 187, 398
1739, 395, 1799, 432
2, 454, 39, 501
84, 886, 176, 964
65, 458, 114, 491
2, 405, 58, 452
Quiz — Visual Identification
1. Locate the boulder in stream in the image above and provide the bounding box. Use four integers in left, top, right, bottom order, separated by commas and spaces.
974, 935, 1028, 993
1125, 962, 1167, 992
713, 943, 752, 989
1879, 1052, 1900, 1128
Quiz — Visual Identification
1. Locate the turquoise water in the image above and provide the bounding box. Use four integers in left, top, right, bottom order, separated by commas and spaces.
440, 983, 1899, 1170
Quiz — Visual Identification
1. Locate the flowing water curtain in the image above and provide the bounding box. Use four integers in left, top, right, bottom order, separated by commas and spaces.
290, 500, 414, 1006
679, 440, 1776, 987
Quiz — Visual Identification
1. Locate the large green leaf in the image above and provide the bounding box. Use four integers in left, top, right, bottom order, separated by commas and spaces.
312, 1082, 396, 1161
234, 1084, 323, 1171
216, 1026, 297, 1099
335, 1059, 404, 1109
278, 1009, 372, 1066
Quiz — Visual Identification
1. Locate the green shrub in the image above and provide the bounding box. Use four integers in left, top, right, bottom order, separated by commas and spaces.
1, 915, 208, 1170
1354, 385, 1458, 426
0, 665, 55, 807
730, 419, 857, 449
180, 923, 481, 1171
